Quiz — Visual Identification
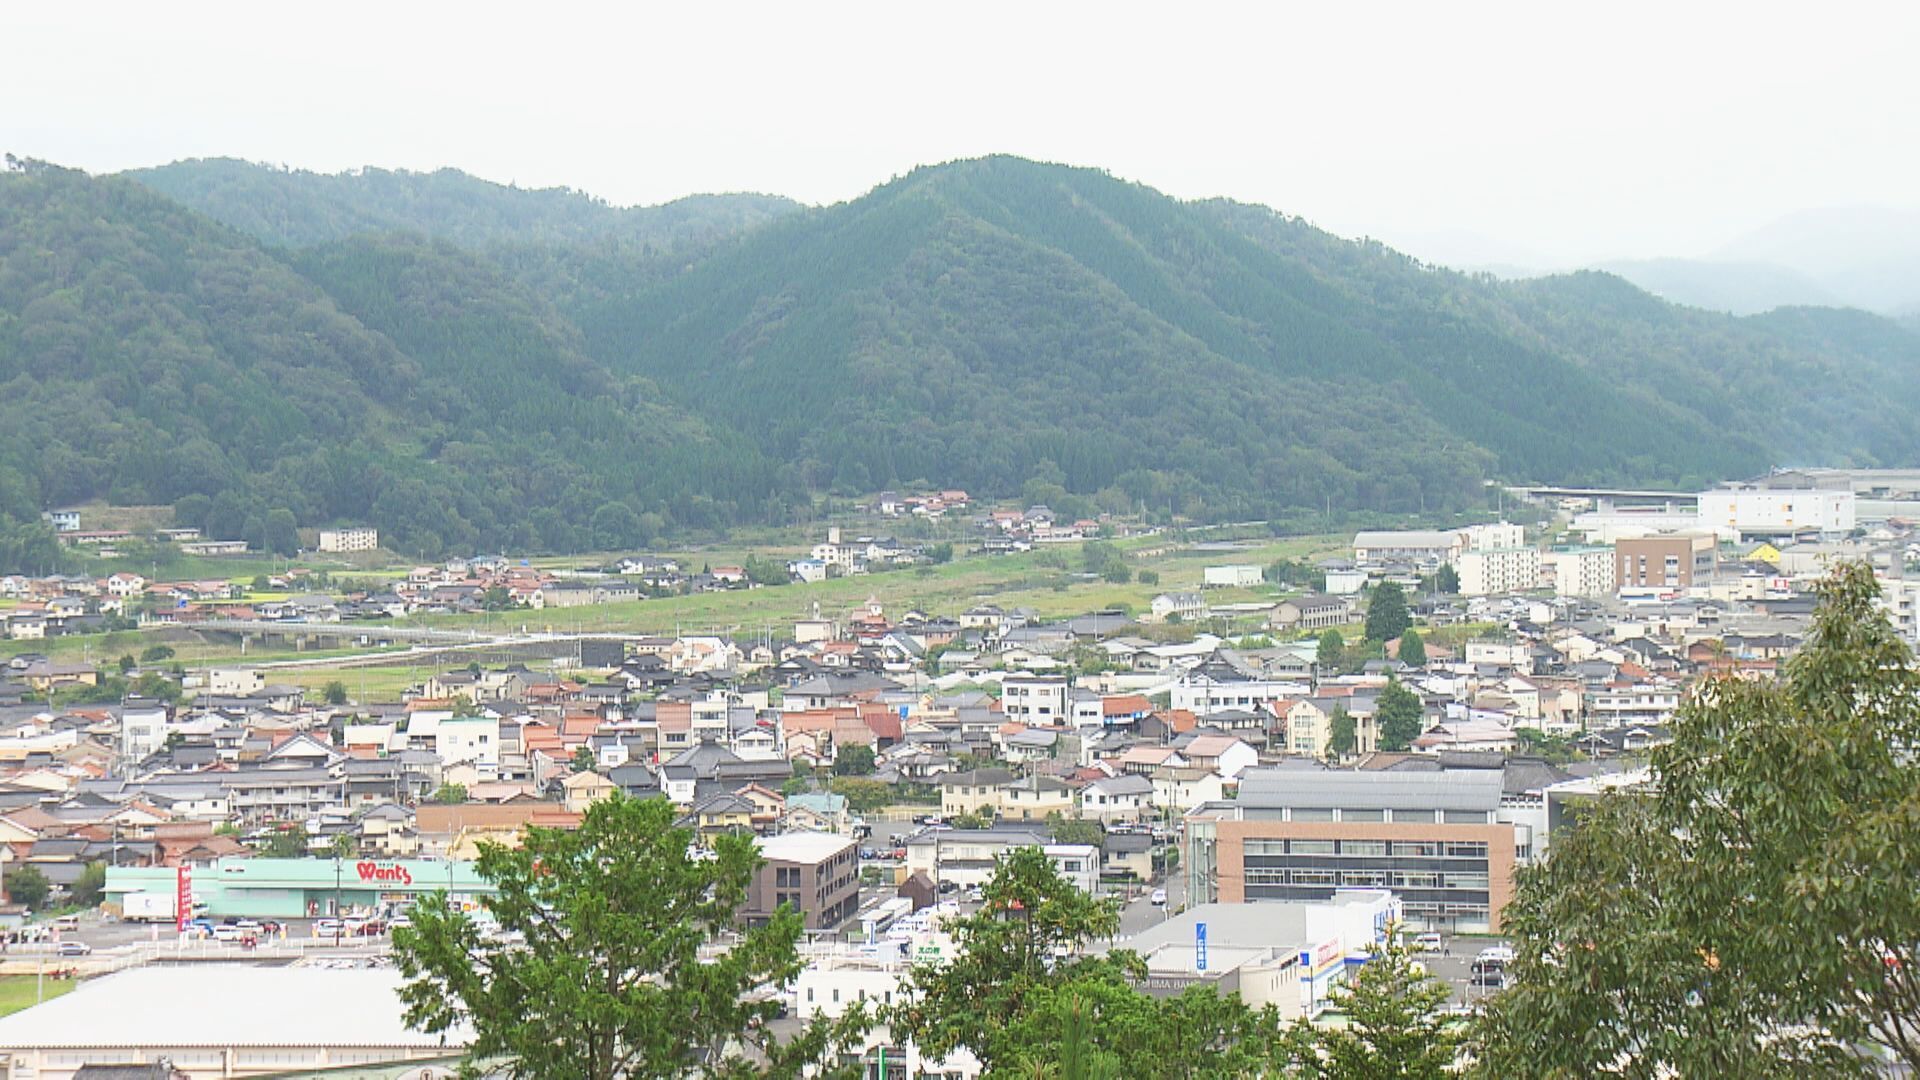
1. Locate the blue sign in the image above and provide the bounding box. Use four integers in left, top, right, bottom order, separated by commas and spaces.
1195, 921, 1208, 972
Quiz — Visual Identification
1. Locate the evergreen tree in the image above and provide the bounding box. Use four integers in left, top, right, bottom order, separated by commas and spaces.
1397, 628, 1427, 667
1287, 946, 1457, 1078
1365, 581, 1412, 643
1375, 680, 1425, 752
1317, 628, 1345, 670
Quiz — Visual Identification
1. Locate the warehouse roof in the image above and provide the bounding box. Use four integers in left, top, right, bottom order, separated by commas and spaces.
0, 965, 471, 1049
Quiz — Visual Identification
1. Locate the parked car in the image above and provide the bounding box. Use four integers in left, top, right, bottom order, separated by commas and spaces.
55, 941, 91, 956
314, 919, 344, 938
1150, 888, 1168, 906
212, 924, 245, 942
1413, 931, 1444, 954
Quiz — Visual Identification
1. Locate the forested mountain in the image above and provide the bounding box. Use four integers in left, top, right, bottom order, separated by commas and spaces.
130, 157, 799, 251
2, 153, 1917, 557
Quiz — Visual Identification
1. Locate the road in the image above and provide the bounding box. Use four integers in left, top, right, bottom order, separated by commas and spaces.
1116, 866, 1184, 938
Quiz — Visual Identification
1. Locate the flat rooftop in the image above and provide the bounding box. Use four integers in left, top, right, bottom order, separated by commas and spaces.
0, 964, 472, 1049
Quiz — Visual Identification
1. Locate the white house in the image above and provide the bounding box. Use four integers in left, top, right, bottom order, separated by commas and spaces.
1203, 565, 1263, 588
999, 673, 1071, 726
1149, 592, 1208, 622
1079, 774, 1153, 822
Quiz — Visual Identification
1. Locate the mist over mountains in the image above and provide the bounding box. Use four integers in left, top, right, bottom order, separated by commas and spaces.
0, 153, 1915, 556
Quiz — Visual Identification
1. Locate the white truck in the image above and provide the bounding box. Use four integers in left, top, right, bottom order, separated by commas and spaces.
122, 892, 177, 923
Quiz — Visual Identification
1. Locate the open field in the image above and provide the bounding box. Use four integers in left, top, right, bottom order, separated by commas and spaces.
0, 974, 76, 1017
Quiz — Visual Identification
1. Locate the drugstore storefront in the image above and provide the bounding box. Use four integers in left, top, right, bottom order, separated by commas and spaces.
107, 856, 497, 919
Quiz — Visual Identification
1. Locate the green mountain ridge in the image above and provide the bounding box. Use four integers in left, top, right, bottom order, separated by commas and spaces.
0, 153, 1913, 558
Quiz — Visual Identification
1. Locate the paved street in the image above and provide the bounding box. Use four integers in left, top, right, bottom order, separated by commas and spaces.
1115, 867, 1183, 939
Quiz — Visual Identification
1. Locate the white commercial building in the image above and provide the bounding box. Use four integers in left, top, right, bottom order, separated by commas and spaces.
1697, 488, 1855, 539
1202, 564, 1264, 588
1540, 546, 1617, 599
316, 526, 379, 553
1455, 547, 1541, 597
0, 966, 471, 1079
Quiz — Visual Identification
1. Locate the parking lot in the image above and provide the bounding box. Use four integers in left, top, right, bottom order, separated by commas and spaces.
1415, 938, 1513, 1007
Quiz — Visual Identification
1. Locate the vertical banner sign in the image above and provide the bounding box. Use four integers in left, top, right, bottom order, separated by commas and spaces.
175, 864, 192, 932
1195, 921, 1208, 973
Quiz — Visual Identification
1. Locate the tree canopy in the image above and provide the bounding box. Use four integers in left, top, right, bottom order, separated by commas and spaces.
1477, 562, 1920, 1076
1365, 582, 1412, 643
1374, 680, 1425, 752
393, 794, 868, 1079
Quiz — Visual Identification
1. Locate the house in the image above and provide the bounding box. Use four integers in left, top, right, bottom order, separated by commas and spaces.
1079, 774, 1153, 823
1151, 765, 1226, 813
1100, 831, 1154, 882
935, 768, 1016, 817
561, 770, 615, 813
999, 774, 1074, 820
1177, 734, 1258, 780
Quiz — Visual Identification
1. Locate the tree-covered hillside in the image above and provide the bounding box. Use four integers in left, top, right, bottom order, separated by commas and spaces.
129, 157, 799, 251
3, 153, 1916, 557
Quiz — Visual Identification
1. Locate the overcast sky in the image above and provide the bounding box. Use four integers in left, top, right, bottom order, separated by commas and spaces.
6, 1, 1915, 268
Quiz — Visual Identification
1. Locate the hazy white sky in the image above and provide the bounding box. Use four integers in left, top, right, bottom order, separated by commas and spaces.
5, 1, 1916, 267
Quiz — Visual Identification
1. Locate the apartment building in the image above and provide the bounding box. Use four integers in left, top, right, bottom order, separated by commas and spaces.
1186, 769, 1517, 932
1540, 546, 1617, 599
317, 526, 380, 553
743, 832, 860, 931
1455, 547, 1541, 597
1615, 533, 1717, 591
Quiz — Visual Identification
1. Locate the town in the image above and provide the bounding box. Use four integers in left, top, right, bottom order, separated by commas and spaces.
0, 469, 1913, 1074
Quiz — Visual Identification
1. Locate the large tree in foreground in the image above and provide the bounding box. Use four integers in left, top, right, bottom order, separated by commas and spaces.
1289, 945, 1457, 1079
894, 846, 1288, 1077
393, 794, 867, 1079
1476, 563, 1920, 1076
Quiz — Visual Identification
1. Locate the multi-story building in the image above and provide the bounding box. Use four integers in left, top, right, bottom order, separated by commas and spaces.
743, 832, 860, 931
317, 526, 379, 553
1186, 769, 1518, 932
1698, 487, 1855, 540
1455, 547, 1541, 597
1540, 546, 1617, 599
1000, 673, 1070, 725
1615, 533, 1717, 591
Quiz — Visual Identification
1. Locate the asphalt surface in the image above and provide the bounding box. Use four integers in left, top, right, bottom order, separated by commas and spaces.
1116, 865, 1184, 938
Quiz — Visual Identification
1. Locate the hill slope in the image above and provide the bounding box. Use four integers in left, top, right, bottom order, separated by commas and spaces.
128, 157, 800, 251
0, 162, 788, 557
4, 155, 1918, 556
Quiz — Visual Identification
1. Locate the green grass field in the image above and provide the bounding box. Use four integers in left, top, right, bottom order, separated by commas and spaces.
0, 974, 77, 1017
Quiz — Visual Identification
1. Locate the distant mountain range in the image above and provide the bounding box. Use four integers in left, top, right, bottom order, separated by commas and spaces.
0, 154, 1915, 556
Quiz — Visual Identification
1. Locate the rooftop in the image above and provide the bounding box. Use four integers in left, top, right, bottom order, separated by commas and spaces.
757, 831, 854, 863
0, 965, 471, 1049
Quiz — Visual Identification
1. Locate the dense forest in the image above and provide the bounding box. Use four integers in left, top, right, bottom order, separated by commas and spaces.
0, 153, 1914, 557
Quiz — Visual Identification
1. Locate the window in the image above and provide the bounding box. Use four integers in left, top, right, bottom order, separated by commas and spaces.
1288, 840, 1336, 855
1340, 808, 1385, 822
1290, 808, 1335, 823
1445, 842, 1489, 858
1393, 841, 1441, 857
1339, 840, 1387, 857
1443, 810, 1489, 824
1392, 809, 1436, 824
1291, 869, 1336, 886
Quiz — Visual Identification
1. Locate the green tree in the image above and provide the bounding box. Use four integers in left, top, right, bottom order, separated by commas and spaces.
117, 653, 136, 674
393, 794, 867, 1079
898, 847, 1282, 1077
826, 777, 893, 812
1434, 563, 1460, 594
950, 808, 994, 829
139, 644, 175, 663
1044, 812, 1105, 847
251, 573, 270, 592
571, 745, 598, 773
1101, 563, 1132, 584
1397, 628, 1427, 667
1317, 628, 1345, 670
1374, 679, 1424, 752
1137, 569, 1159, 586
1477, 563, 1920, 1076
1511, 727, 1577, 764
260, 823, 309, 858
1287, 945, 1456, 1078
1364, 580, 1411, 643
3, 865, 50, 909
70, 861, 107, 907
432, 782, 469, 805
831, 743, 876, 776
322, 680, 349, 706
1326, 706, 1358, 759
330, 833, 357, 858
263, 507, 300, 555
927, 542, 954, 565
